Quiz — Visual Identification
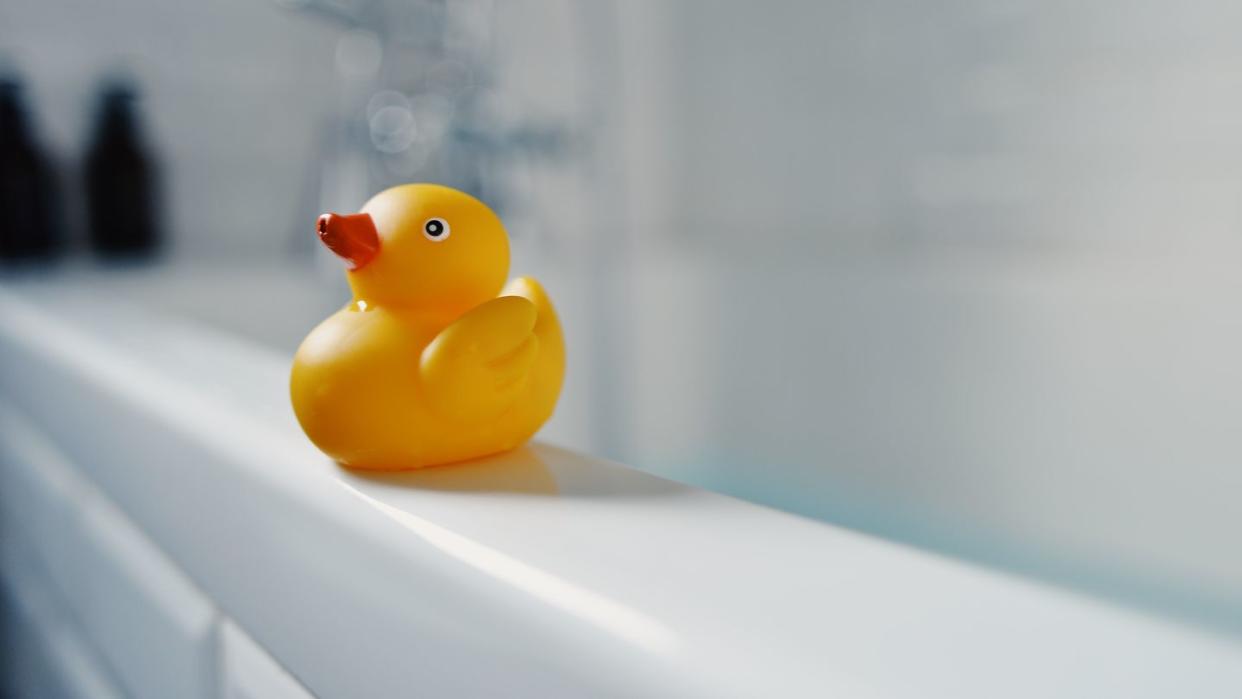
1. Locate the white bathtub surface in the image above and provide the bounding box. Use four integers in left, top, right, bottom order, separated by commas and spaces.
2, 274, 1241, 698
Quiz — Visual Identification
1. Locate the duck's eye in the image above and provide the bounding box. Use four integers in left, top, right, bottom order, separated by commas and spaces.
423, 217, 450, 241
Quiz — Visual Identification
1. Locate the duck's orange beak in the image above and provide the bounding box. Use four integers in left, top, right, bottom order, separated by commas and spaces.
317, 212, 380, 270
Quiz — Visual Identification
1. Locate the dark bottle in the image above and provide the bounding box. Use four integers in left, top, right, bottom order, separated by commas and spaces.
0, 75, 61, 261
84, 82, 160, 257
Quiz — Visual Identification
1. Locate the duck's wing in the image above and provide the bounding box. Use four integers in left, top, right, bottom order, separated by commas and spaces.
501, 276, 562, 349
420, 295, 540, 421
501, 275, 565, 403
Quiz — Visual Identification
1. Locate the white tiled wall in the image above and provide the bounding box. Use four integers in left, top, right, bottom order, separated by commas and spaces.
0, 0, 342, 260
0, 403, 315, 699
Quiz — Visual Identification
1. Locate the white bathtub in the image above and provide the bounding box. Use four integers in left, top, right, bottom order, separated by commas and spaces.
1, 266, 1240, 698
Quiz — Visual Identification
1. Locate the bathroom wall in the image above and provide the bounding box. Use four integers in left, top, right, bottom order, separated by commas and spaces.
607, 0, 1242, 629
0, 0, 341, 258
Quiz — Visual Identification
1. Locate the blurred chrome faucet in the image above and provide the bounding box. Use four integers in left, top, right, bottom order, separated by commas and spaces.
278, 0, 570, 256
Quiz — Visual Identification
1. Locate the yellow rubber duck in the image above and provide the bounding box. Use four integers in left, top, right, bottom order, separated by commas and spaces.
290, 184, 565, 469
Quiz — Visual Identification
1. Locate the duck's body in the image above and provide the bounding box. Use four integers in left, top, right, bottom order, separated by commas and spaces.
290, 185, 565, 470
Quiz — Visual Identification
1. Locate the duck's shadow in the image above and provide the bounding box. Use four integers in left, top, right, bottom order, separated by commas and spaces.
343, 443, 686, 499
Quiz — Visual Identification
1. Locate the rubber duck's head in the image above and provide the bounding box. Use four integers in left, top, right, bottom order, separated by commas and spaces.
317, 184, 510, 314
